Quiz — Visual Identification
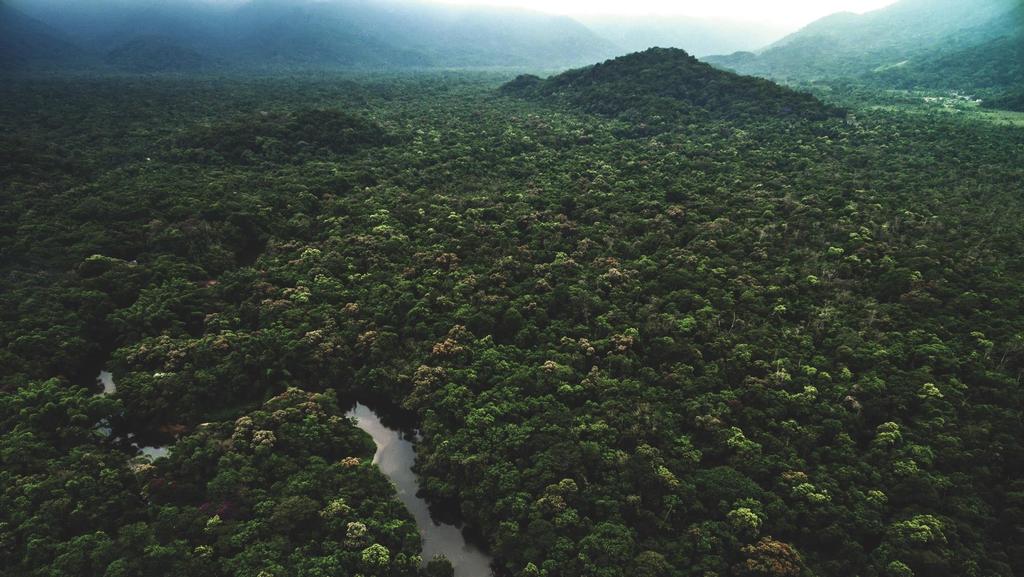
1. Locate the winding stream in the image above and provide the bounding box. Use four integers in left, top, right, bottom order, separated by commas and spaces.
346, 403, 494, 577
95, 372, 489, 573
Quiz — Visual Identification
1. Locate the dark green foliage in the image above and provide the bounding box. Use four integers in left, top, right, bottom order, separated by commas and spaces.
178, 108, 393, 164
503, 48, 840, 124
983, 89, 1024, 112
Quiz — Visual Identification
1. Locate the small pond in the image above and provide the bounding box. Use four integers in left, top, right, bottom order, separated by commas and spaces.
95, 370, 170, 460
346, 403, 494, 577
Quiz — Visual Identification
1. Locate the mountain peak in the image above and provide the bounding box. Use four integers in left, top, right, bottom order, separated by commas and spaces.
502, 47, 840, 123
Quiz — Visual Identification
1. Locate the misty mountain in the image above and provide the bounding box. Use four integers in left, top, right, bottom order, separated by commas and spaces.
105, 36, 207, 73
228, 0, 434, 68
5, 0, 620, 71
872, 3, 1023, 96
240, 0, 620, 68
0, 2, 87, 69
704, 0, 1021, 84
502, 47, 840, 125
579, 15, 787, 58
406, 6, 620, 68
8, 0, 239, 55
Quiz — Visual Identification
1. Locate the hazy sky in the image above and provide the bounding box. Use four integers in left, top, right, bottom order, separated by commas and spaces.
432, 0, 899, 26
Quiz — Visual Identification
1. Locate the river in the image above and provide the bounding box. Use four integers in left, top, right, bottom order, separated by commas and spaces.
346, 403, 494, 577
96, 372, 490, 574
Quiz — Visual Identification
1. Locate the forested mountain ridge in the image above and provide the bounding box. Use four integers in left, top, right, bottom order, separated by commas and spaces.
872, 4, 1024, 109
704, 0, 1022, 95
502, 48, 841, 127
3, 0, 620, 70
0, 1, 89, 69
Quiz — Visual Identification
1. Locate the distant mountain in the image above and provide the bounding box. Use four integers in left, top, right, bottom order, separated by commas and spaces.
178, 107, 394, 163
502, 47, 840, 125
704, 0, 1021, 83
873, 4, 1023, 96
8, 0, 237, 55
0, 2, 85, 70
228, 1, 433, 68
395, 5, 619, 68
106, 36, 206, 73
579, 15, 787, 58
878, 34, 1023, 90
229, 0, 618, 68
7, 0, 619, 71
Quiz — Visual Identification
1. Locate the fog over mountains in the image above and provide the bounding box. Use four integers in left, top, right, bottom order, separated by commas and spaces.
578, 15, 789, 58
705, 0, 1022, 89
0, 0, 795, 71
1, 0, 614, 70
1, 0, 1020, 104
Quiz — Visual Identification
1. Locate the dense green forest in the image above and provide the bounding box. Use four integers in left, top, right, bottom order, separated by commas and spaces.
2, 45, 1024, 577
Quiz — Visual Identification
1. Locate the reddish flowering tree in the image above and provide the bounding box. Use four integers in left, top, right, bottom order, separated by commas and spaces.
736, 537, 804, 577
